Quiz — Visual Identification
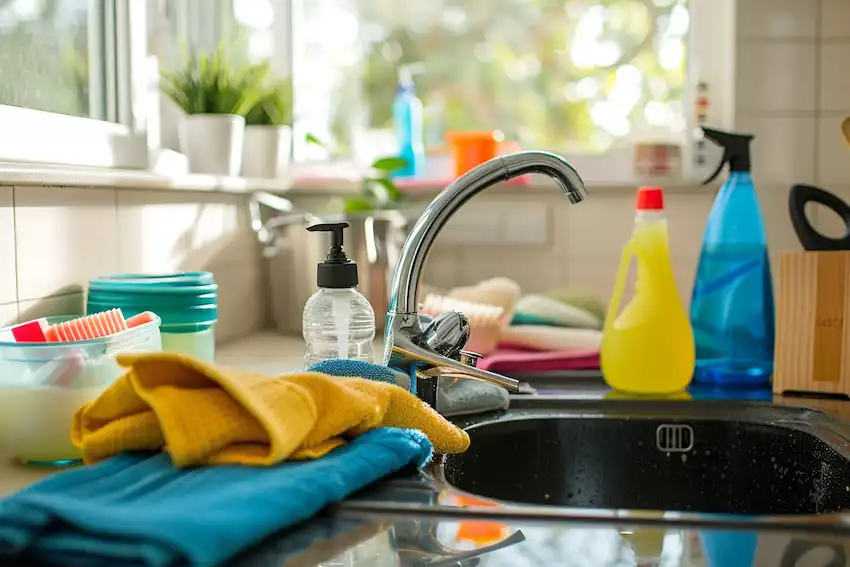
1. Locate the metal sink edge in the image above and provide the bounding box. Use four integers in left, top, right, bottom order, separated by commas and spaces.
337, 399, 850, 535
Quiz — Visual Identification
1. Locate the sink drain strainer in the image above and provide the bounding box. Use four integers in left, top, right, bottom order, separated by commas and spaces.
656, 424, 694, 453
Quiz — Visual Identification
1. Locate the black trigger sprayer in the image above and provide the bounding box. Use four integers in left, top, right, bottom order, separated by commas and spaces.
700, 126, 754, 185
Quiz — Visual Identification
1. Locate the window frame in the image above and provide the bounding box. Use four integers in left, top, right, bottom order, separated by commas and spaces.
0, 0, 149, 170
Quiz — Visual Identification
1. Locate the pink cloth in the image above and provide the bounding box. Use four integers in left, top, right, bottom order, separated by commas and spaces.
478, 347, 600, 374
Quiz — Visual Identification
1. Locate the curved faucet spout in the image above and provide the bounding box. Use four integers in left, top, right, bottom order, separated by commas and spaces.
389, 151, 586, 315
383, 150, 587, 408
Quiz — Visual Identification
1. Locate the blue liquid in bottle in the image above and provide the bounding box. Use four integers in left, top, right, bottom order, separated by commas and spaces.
690, 129, 775, 387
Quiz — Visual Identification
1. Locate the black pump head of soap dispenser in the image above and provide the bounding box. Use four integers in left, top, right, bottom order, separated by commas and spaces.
306, 222, 359, 288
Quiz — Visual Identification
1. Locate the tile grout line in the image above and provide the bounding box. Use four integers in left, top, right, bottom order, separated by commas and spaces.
813, 0, 824, 194
10, 186, 19, 320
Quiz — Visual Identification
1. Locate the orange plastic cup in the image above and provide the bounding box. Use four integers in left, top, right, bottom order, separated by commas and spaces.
446, 130, 504, 177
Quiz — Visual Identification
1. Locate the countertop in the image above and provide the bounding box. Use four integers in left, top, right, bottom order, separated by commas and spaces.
3, 333, 850, 567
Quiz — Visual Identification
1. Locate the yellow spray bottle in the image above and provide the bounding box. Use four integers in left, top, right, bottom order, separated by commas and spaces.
601, 187, 695, 394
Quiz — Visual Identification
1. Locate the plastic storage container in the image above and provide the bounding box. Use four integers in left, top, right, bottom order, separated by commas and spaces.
445, 131, 502, 177
87, 272, 217, 361
0, 315, 162, 465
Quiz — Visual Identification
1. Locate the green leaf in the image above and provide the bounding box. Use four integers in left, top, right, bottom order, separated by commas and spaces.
371, 156, 408, 172
305, 133, 324, 146
159, 43, 284, 117
343, 196, 376, 213
368, 177, 402, 203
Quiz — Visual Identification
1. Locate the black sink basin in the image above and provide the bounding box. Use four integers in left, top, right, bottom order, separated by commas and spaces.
441, 401, 850, 515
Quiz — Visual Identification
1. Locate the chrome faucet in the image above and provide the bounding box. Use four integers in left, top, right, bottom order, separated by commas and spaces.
383, 151, 587, 408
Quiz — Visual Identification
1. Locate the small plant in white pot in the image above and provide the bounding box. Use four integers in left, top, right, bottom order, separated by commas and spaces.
160, 46, 262, 176
242, 75, 293, 179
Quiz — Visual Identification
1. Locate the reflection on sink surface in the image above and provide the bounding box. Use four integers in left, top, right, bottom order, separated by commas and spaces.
442, 402, 850, 515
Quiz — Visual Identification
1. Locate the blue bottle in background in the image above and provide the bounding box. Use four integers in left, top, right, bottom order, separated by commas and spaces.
690, 127, 774, 386
392, 66, 424, 178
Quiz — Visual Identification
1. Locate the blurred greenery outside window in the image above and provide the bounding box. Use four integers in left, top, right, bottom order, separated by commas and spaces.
0, 0, 95, 118
294, 0, 690, 159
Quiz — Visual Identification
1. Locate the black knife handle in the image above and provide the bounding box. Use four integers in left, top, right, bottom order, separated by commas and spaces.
789, 184, 850, 251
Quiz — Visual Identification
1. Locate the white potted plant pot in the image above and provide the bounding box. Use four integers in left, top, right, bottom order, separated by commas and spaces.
242, 125, 292, 178
178, 114, 245, 176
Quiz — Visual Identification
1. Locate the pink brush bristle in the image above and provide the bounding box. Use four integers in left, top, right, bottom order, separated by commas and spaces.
126, 311, 155, 328
45, 309, 129, 342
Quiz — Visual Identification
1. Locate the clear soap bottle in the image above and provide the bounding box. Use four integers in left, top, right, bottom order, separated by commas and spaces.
303, 222, 375, 367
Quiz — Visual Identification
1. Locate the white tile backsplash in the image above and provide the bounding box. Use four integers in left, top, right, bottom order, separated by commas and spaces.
14, 187, 118, 301
116, 190, 250, 273
0, 303, 17, 326
735, 43, 817, 113
816, 115, 850, 186
735, 116, 817, 185
819, 43, 850, 113
737, 0, 818, 40
820, 0, 850, 39
0, 187, 16, 304
1, 186, 261, 344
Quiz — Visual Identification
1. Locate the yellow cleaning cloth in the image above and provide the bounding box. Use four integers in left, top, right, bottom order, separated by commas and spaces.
71, 352, 470, 468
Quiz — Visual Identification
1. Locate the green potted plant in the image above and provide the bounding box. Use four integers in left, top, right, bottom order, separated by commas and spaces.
242, 73, 293, 179
160, 45, 263, 176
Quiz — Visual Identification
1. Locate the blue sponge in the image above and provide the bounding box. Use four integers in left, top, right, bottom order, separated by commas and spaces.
306, 359, 398, 385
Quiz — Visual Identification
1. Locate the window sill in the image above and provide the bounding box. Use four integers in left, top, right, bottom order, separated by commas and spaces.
292, 168, 715, 196
0, 161, 296, 194
0, 160, 716, 197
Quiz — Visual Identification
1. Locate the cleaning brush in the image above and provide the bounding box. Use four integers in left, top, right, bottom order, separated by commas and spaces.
420, 293, 505, 355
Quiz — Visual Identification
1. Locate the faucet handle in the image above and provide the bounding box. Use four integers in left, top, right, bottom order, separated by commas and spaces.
420, 311, 470, 360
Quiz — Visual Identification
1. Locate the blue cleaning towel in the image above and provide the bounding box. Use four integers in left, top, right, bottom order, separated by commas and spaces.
307, 359, 397, 384
0, 428, 432, 567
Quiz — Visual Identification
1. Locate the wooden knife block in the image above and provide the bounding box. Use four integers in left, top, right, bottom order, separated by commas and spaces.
773, 250, 850, 397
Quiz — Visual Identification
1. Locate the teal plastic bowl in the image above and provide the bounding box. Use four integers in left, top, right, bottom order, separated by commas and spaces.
87, 272, 218, 360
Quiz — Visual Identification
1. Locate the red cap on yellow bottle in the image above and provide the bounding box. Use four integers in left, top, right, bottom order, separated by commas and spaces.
636, 186, 664, 211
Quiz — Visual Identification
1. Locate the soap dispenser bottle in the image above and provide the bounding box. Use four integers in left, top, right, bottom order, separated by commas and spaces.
690, 127, 774, 386
303, 222, 375, 367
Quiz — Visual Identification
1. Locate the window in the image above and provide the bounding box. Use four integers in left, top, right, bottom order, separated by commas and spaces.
0, 0, 147, 169
295, 0, 691, 160
0, 0, 95, 118
0, 0, 733, 176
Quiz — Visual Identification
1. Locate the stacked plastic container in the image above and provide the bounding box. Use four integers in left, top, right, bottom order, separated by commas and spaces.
87, 272, 218, 361
0, 314, 162, 465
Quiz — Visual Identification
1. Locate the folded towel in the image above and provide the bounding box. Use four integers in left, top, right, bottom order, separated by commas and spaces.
72, 352, 469, 467
499, 325, 603, 352
513, 294, 602, 329
479, 348, 600, 374
542, 288, 607, 321
0, 428, 430, 567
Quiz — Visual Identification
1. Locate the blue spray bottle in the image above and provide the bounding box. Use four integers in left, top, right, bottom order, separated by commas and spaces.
391, 66, 424, 178
690, 127, 774, 386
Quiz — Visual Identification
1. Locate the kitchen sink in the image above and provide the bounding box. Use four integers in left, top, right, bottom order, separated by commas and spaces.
440, 400, 850, 515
